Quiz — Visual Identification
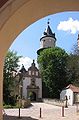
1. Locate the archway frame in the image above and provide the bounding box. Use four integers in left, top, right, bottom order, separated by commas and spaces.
1, 0, 79, 119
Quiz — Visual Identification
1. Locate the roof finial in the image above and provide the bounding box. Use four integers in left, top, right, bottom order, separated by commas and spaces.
32, 59, 35, 66
47, 18, 50, 25
33, 59, 35, 63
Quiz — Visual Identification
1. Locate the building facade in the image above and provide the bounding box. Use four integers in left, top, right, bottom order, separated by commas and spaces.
20, 60, 42, 101
60, 84, 79, 105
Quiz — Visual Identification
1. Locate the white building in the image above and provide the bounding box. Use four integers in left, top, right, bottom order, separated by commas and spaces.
20, 60, 42, 101
60, 84, 79, 105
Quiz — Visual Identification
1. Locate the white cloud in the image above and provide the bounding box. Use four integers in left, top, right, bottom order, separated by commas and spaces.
18, 57, 38, 70
57, 18, 79, 34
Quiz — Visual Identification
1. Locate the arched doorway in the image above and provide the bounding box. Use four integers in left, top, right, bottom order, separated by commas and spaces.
0, 0, 79, 119
32, 92, 36, 101
29, 91, 36, 101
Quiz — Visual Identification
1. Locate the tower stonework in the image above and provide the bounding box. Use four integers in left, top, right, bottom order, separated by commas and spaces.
37, 21, 56, 55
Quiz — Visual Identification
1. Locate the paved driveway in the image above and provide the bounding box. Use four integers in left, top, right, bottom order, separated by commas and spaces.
3, 102, 79, 120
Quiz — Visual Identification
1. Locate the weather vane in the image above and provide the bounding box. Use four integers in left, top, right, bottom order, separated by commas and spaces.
47, 18, 50, 25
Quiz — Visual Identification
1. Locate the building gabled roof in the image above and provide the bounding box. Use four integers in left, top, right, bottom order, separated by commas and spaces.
23, 60, 41, 78
19, 64, 27, 73
28, 60, 39, 71
66, 84, 79, 93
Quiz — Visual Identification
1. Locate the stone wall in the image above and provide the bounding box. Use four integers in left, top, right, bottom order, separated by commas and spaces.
43, 98, 64, 106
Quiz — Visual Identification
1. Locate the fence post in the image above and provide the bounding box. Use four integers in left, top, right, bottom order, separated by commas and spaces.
40, 107, 42, 118
61, 106, 64, 117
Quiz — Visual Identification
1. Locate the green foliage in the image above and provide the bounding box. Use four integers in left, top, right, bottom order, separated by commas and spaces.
67, 54, 79, 86
3, 104, 13, 109
3, 103, 19, 108
38, 47, 69, 98
66, 43, 79, 86
3, 50, 21, 105
71, 43, 79, 55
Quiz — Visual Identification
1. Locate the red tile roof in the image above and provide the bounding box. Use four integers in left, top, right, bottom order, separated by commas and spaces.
66, 84, 79, 93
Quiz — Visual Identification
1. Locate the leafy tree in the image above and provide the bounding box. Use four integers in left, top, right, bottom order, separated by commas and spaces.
71, 43, 79, 55
67, 44, 79, 86
37, 47, 69, 98
3, 50, 21, 105
67, 54, 79, 86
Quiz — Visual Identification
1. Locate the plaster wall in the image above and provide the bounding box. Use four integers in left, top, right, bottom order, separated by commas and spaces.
36, 78, 42, 98
60, 89, 73, 105
23, 77, 42, 99
23, 77, 31, 99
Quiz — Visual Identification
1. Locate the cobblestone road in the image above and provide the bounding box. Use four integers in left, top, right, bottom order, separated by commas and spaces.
3, 102, 79, 120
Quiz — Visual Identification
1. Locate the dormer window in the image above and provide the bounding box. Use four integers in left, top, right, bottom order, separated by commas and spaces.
32, 71, 34, 75
29, 71, 31, 75
36, 71, 38, 76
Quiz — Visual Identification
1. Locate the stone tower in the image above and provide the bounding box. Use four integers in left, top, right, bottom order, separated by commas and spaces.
37, 21, 56, 55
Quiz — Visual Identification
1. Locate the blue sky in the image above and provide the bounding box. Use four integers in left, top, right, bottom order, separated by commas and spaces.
10, 11, 79, 69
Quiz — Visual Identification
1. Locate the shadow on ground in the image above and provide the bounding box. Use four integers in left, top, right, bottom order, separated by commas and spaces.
3, 115, 39, 120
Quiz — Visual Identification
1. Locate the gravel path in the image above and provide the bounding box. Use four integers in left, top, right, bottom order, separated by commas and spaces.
3, 102, 79, 120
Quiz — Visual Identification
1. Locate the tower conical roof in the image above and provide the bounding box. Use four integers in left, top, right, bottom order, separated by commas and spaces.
44, 24, 54, 36
40, 21, 56, 40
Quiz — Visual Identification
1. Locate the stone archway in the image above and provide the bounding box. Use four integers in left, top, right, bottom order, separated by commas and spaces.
28, 91, 37, 101
0, 0, 79, 119
27, 87, 39, 101
32, 92, 36, 101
